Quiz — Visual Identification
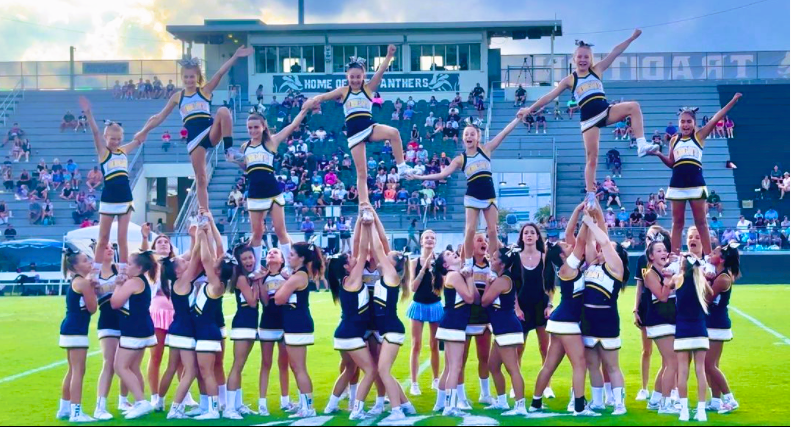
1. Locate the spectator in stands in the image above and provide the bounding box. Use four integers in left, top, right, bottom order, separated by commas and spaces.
534, 110, 548, 134
57, 181, 74, 201
629, 208, 643, 227
36, 158, 47, 174
28, 199, 43, 224
754, 209, 764, 223
390, 109, 400, 127
165, 79, 176, 98
425, 112, 437, 131
315, 126, 327, 141
720, 228, 736, 245
710, 216, 723, 231
72, 169, 82, 189
613, 120, 626, 140
15, 184, 29, 200
17, 169, 32, 189
374, 169, 388, 190
315, 193, 327, 217
2, 166, 12, 191
450, 92, 462, 110
60, 111, 78, 132
766, 207, 779, 222
4, 224, 16, 240
523, 112, 535, 133
417, 144, 429, 163
227, 186, 244, 222
405, 145, 417, 164
617, 207, 629, 226
404, 105, 415, 124
410, 125, 420, 143
471, 83, 485, 101
644, 207, 658, 227
782, 216, 790, 229
371, 91, 383, 109
381, 140, 393, 161
330, 184, 344, 206
161, 130, 172, 152
387, 167, 400, 184
41, 198, 54, 225
770, 165, 783, 187
760, 175, 772, 199
566, 99, 578, 119
371, 187, 383, 209
604, 207, 617, 227
112, 80, 122, 99
0, 201, 8, 225
514, 85, 526, 107
407, 191, 420, 216
606, 149, 622, 178
707, 190, 723, 217
384, 185, 397, 204
324, 169, 338, 186
86, 166, 102, 191
736, 215, 752, 239
651, 130, 662, 148
781, 172, 791, 199
715, 117, 726, 139
75, 111, 88, 133
406, 96, 416, 110
603, 177, 621, 208
346, 185, 359, 204
394, 97, 403, 114
396, 187, 409, 203
725, 116, 735, 138
428, 95, 438, 110
432, 117, 445, 138
474, 95, 485, 120
301, 216, 315, 241
664, 121, 677, 143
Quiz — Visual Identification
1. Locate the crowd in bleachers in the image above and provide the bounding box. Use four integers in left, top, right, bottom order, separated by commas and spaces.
111, 77, 177, 100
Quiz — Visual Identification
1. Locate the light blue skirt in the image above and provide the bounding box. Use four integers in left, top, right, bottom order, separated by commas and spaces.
407, 301, 444, 323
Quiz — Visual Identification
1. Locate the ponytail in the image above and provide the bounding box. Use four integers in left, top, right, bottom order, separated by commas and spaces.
685, 257, 712, 314
159, 257, 176, 299
391, 251, 411, 302
132, 251, 158, 284
293, 241, 325, 280
327, 254, 349, 304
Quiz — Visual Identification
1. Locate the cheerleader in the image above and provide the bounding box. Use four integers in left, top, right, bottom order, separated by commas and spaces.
366, 208, 417, 422
57, 245, 98, 423
407, 230, 442, 396
256, 248, 298, 416
301, 45, 413, 213
515, 223, 552, 398
705, 242, 741, 414
673, 255, 713, 422
457, 233, 493, 409
410, 115, 521, 272
481, 247, 527, 416
223, 244, 261, 419
79, 96, 142, 274
227, 112, 309, 273
650, 93, 742, 254
579, 209, 630, 415
641, 239, 679, 414
110, 251, 159, 420
326, 218, 378, 420
158, 238, 204, 419
135, 45, 254, 211
434, 250, 477, 417
522, 31, 659, 203
632, 226, 671, 403
529, 203, 598, 416
188, 218, 231, 420
273, 241, 325, 418
92, 243, 127, 420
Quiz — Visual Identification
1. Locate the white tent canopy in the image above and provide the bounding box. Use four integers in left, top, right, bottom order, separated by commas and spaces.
64, 222, 158, 255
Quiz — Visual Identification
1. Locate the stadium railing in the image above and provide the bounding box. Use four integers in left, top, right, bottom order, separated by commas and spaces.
0, 79, 24, 127
173, 146, 221, 235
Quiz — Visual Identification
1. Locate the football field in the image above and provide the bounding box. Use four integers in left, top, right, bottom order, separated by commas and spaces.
0, 285, 788, 426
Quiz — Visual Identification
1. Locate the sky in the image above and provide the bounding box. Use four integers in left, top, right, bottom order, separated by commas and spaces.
0, 0, 788, 62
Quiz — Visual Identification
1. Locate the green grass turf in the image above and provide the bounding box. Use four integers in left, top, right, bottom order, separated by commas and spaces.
0, 285, 788, 426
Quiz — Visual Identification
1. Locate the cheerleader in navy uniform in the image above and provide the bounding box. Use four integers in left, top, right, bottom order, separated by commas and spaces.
641, 239, 680, 414
481, 247, 527, 416
529, 204, 598, 417
705, 242, 741, 414
519, 30, 659, 209
579, 209, 630, 416
515, 223, 553, 398
632, 225, 671, 403
226, 111, 310, 273
110, 251, 159, 420
79, 97, 143, 274
135, 46, 253, 211
326, 215, 381, 420
650, 93, 742, 254
411, 117, 521, 273
366, 208, 417, 422
190, 220, 231, 420
406, 230, 442, 396
459, 233, 493, 408
673, 256, 713, 422
274, 241, 325, 418
302, 45, 414, 210
158, 238, 204, 419
57, 245, 98, 423
223, 244, 261, 419
256, 249, 298, 416
433, 250, 477, 417
92, 243, 127, 421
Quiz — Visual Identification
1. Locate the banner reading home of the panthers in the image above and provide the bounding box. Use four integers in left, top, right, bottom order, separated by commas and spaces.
272, 73, 460, 93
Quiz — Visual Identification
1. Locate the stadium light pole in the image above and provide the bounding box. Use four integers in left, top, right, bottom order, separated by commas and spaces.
69, 46, 75, 91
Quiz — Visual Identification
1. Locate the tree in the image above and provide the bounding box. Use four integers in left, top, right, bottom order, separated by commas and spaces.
534, 204, 552, 224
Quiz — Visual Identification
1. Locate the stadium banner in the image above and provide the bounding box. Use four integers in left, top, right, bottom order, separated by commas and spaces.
503, 50, 790, 82
272, 72, 460, 93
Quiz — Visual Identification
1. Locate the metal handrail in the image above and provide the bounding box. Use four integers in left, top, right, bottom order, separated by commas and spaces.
551, 137, 557, 216
173, 146, 221, 234
484, 80, 499, 142
0, 80, 24, 127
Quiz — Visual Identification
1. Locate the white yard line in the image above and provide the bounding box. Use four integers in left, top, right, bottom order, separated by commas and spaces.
731, 305, 790, 345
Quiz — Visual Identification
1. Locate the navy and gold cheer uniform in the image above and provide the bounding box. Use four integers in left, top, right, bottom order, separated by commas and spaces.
581, 264, 623, 350
436, 275, 472, 343
666, 133, 708, 201
165, 281, 197, 350
467, 260, 491, 336
259, 270, 287, 342
96, 265, 121, 339
571, 70, 611, 133
242, 140, 285, 211
486, 273, 523, 346
343, 87, 376, 149
119, 275, 157, 350
179, 89, 214, 154
643, 266, 677, 339
707, 271, 733, 341
99, 149, 134, 215
462, 148, 497, 210
59, 275, 93, 348
546, 268, 585, 335
281, 267, 315, 346
334, 276, 371, 351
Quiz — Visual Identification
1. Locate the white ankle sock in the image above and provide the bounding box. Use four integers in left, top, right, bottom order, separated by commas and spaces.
591, 387, 604, 406
349, 383, 358, 402
60, 399, 71, 413
436, 390, 446, 408
613, 387, 624, 405
199, 394, 209, 411
259, 398, 268, 411
680, 397, 689, 411
96, 396, 106, 411
375, 396, 385, 407
218, 384, 227, 407
280, 395, 290, 407
226, 390, 237, 411
479, 378, 490, 397
497, 394, 507, 406
237, 388, 243, 408
328, 394, 340, 408
457, 384, 468, 402
603, 383, 613, 400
